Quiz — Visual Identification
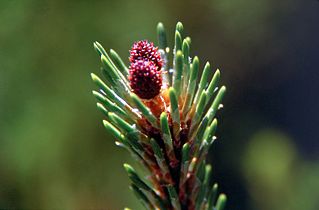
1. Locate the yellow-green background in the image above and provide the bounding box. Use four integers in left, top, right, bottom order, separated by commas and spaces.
1, 0, 319, 209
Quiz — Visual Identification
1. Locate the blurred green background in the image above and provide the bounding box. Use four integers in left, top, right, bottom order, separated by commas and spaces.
1, 0, 318, 209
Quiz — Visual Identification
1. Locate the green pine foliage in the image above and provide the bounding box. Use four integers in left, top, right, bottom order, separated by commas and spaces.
91, 22, 227, 210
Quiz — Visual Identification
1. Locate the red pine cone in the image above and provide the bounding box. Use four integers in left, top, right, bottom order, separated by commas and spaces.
129, 40, 163, 71
129, 60, 162, 99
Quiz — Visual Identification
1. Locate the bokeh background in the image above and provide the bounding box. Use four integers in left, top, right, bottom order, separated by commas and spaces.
1, 0, 319, 209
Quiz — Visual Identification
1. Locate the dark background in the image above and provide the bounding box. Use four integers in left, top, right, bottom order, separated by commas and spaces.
1, 0, 318, 209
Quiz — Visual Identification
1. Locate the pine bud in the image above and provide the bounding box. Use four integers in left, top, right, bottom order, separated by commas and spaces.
129, 40, 163, 71
129, 60, 162, 99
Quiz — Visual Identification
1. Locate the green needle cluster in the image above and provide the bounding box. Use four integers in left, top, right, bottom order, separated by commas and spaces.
91, 22, 227, 210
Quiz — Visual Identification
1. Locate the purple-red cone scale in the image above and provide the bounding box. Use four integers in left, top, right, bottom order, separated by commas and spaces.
129, 40, 163, 71
129, 60, 162, 99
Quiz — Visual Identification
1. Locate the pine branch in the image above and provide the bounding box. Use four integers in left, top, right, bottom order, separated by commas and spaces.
91, 22, 227, 210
